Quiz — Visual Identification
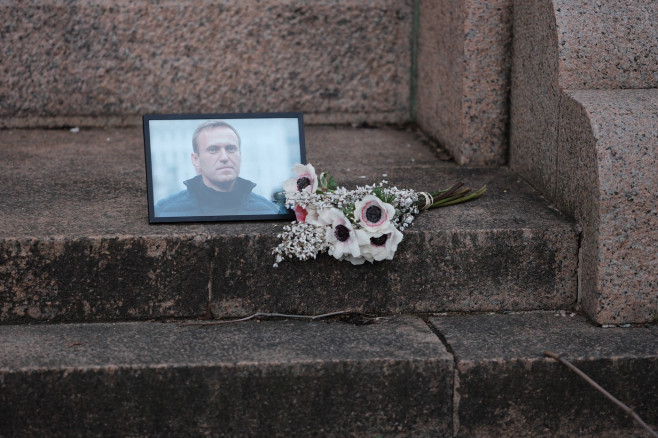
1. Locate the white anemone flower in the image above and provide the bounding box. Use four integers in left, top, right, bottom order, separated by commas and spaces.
294, 204, 324, 225
341, 254, 367, 265
355, 223, 403, 262
354, 195, 396, 232
282, 163, 319, 194
320, 208, 361, 261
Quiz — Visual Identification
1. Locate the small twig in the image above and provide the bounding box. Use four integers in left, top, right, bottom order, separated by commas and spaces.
179, 310, 351, 327
545, 351, 658, 437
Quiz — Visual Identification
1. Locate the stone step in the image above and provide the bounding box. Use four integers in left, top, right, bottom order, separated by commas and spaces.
509, 0, 658, 324
0, 316, 453, 437
556, 90, 658, 325
431, 312, 658, 438
0, 0, 412, 128
0, 126, 578, 323
1, 313, 655, 437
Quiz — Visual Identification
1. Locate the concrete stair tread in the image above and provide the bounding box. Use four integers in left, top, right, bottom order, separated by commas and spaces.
0, 126, 579, 323
1, 126, 564, 237
1, 313, 656, 437
0, 316, 452, 437
432, 312, 658, 437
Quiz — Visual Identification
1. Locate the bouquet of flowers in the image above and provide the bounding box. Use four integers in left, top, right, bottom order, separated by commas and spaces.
272, 163, 486, 267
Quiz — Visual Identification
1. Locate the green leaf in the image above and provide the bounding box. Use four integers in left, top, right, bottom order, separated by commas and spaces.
326, 175, 338, 191
342, 204, 356, 222
373, 186, 395, 204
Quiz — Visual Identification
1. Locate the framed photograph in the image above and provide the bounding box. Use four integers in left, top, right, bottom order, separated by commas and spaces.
143, 112, 306, 223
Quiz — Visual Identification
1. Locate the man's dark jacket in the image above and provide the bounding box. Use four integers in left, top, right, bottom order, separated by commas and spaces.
156, 175, 280, 217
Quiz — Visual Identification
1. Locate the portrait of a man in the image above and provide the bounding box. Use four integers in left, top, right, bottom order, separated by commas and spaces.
144, 114, 304, 222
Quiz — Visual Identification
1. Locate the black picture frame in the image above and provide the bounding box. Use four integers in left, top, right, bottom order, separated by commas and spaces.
143, 112, 305, 223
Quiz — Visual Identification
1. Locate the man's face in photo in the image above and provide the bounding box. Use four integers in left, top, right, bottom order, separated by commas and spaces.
192, 126, 241, 191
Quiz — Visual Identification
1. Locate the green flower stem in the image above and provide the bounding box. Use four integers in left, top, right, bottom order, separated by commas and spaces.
432, 182, 464, 201
430, 185, 487, 208
415, 183, 486, 210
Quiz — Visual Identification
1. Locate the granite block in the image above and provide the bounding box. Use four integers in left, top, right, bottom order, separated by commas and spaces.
461, 0, 513, 165
431, 312, 658, 437
0, 235, 210, 323
558, 89, 658, 324
555, 0, 658, 89
509, 0, 658, 323
0, 0, 412, 128
416, 0, 464, 159
0, 316, 453, 437
416, 0, 512, 166
509, 0, 561, 197
511, 0, 658, 195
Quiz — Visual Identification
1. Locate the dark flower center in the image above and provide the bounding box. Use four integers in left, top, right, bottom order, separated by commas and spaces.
370, 234, 388, 246
365, 205, 382, 223
334, 224, 351, 242
296, 177, 311, 191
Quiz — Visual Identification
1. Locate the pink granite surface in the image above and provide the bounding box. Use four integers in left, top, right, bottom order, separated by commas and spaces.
0, 0, 412, 128
559, 89, 658, 324
416, 0, 464, 158
509, 0, 560, 197
510, 0, 658, 323
555, 0, 658, 89
511, 0, 658, 197
416, 0, 512, 166
461, 0, 513, 165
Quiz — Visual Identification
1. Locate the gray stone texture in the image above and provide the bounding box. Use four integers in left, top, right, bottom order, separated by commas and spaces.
510, 0, 658, 323
214, 128, 578, 317
0, 316, 452, 437
0, 126, 578, 323
431, 312, 658, 437
416, 0, 512, 166
0, 128, 210, 323
0, 0, 412, 128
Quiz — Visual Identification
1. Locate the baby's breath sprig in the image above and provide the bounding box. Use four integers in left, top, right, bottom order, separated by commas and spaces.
273, 221, 330, 268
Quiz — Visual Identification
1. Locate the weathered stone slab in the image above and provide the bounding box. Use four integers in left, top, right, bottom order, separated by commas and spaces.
431, 312, 658, 437
210, 127, 578, 317
0, 0, 412, 128
509, 0, 561, 197
0, 128, 209, 323
557, 89, 658, 324
0, 316, 452, 437
416, 0, 512, 166
210, 213, 577, 316
0, 126, 578, 322
509, 0, 658, 323
0, 235, 210, 323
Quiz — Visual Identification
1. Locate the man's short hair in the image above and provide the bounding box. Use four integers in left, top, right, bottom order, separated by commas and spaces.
192, 120, 241, 154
